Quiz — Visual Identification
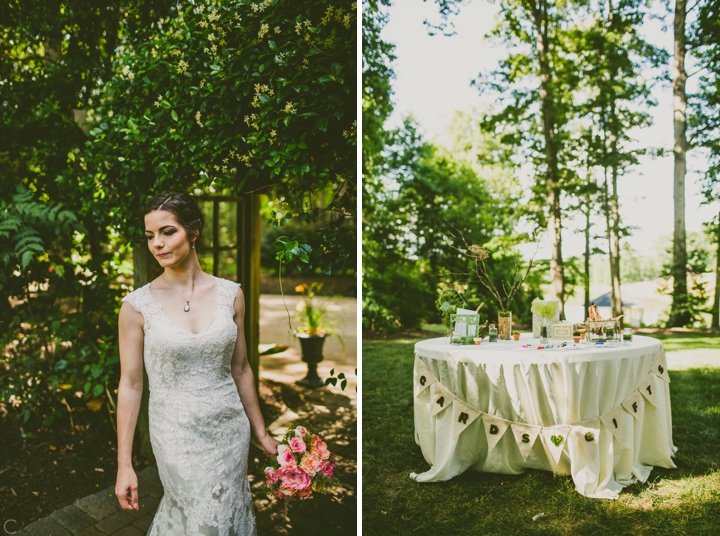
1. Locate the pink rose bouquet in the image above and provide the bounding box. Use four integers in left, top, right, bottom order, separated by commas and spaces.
263, 424, 336, 502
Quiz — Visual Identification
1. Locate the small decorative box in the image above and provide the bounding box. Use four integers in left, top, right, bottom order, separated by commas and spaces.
586, 320, 621, 343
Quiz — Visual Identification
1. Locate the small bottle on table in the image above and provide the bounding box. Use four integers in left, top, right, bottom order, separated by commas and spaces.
488, 323, 498, 342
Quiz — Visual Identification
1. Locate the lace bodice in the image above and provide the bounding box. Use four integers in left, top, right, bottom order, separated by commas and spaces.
122, 276, 256, 535
123, 276, 240, 395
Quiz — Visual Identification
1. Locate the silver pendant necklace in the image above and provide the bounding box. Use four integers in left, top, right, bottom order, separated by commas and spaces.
162, 273, 196, 312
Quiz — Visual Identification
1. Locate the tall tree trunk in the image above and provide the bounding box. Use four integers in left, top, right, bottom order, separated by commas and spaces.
671, 0, 690, 327
584, 189, 592, 314
531, 0, 565, 318
712, 215, 720, 330
609, 132, 622, 318
603, 165, 614, 305
600, 104, 617, 318
606, 0, 622, 320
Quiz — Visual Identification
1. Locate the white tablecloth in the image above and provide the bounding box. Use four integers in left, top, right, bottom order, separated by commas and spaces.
412, 335, 676, 499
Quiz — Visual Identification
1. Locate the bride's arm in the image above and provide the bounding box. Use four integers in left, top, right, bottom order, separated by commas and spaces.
115, 301, 145, 510
230, 287, 280, 456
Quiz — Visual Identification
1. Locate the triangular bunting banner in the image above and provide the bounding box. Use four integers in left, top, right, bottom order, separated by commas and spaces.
431, 383, 455, 417
482, 414, 510, 452
415, 359, 436, 397
452, 400, 481, 439
573, 420, 601, 460
600, 405, 624, 442
510, 423, 540, 461
541, 426, 571, 465
639, 374, 658, 407
651, 354, 670, 383
622, 391, 644, 421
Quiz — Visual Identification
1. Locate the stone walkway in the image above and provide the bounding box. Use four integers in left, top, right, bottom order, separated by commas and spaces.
13, 465, 162, 536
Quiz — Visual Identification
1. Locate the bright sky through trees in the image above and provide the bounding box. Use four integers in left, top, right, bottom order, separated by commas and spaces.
381, 0, 716, 258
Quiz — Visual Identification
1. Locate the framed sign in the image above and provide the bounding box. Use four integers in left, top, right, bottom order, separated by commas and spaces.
550, 323, 573, 340
450, 314, 481, 345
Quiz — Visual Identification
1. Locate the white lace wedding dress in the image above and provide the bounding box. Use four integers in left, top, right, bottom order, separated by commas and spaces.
122, 276, 256, 535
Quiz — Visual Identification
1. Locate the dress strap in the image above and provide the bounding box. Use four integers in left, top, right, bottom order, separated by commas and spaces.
215, 277, 241, 312
121, 285, 162, 322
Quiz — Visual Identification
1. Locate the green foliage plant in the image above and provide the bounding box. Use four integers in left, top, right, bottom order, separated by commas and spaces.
85, 0, 357, 275
435, 288, 466, 333
294, 282, 328, 335
0, 185, 123, 428
293, 282, 344, 353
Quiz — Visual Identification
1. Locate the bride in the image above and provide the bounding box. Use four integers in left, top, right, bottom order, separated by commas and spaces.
114, 191, 279, 535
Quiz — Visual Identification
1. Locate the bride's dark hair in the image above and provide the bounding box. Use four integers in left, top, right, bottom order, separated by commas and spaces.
142, 191, 205, 244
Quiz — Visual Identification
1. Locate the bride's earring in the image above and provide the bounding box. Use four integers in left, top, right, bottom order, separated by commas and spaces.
191, 242, 196, 249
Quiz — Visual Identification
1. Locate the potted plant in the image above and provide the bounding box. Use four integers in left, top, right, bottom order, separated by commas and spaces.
294, 283, 343, 388
573, 330, 581, 344
512, 331, 520, 341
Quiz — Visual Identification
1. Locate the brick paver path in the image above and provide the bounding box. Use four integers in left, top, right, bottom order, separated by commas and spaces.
13, 465, 162, 536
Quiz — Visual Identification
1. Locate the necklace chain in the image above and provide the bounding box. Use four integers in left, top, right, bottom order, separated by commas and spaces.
162, 273, 197, 312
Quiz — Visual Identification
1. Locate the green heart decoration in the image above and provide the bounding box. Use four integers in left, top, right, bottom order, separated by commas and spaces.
585, 431, 595, 442
550, 434, 563, 447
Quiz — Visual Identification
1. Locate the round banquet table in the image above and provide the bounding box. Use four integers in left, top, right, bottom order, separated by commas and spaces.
412, 335, 676, 499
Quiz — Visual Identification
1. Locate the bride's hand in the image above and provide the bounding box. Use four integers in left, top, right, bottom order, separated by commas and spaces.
258, 432, 281, 457
115, 466, 139, 511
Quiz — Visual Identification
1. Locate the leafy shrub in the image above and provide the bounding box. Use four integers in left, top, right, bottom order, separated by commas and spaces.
362, 265, 435, 332
0, 186, 124, 426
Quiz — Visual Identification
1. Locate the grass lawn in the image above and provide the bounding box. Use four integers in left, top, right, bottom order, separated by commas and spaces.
362, 333, 720, 535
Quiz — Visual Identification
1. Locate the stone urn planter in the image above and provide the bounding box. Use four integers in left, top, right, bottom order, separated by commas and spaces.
296, 332, 327, 388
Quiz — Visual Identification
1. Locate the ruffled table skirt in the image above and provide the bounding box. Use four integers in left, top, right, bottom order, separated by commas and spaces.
411, 335, 676, 499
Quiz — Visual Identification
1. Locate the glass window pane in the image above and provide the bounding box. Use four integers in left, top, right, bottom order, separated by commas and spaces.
218, 201, 237, 248
197, 200, 214, 248
219, 249, 238, 281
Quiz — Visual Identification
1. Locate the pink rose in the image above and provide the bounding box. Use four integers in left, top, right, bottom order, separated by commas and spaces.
296, 488, 313, 499
319, 460, 334, 477
295, 425, 308, 437
277, 466, 312, 491
289, 437, 306, 453
264, 467, 278, 484
311, 436, 330, 460
277, 444, 296, 467
300, 453, 323, 476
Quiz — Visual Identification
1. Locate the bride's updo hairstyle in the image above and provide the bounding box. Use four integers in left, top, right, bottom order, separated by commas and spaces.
142, 191, 205, 246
